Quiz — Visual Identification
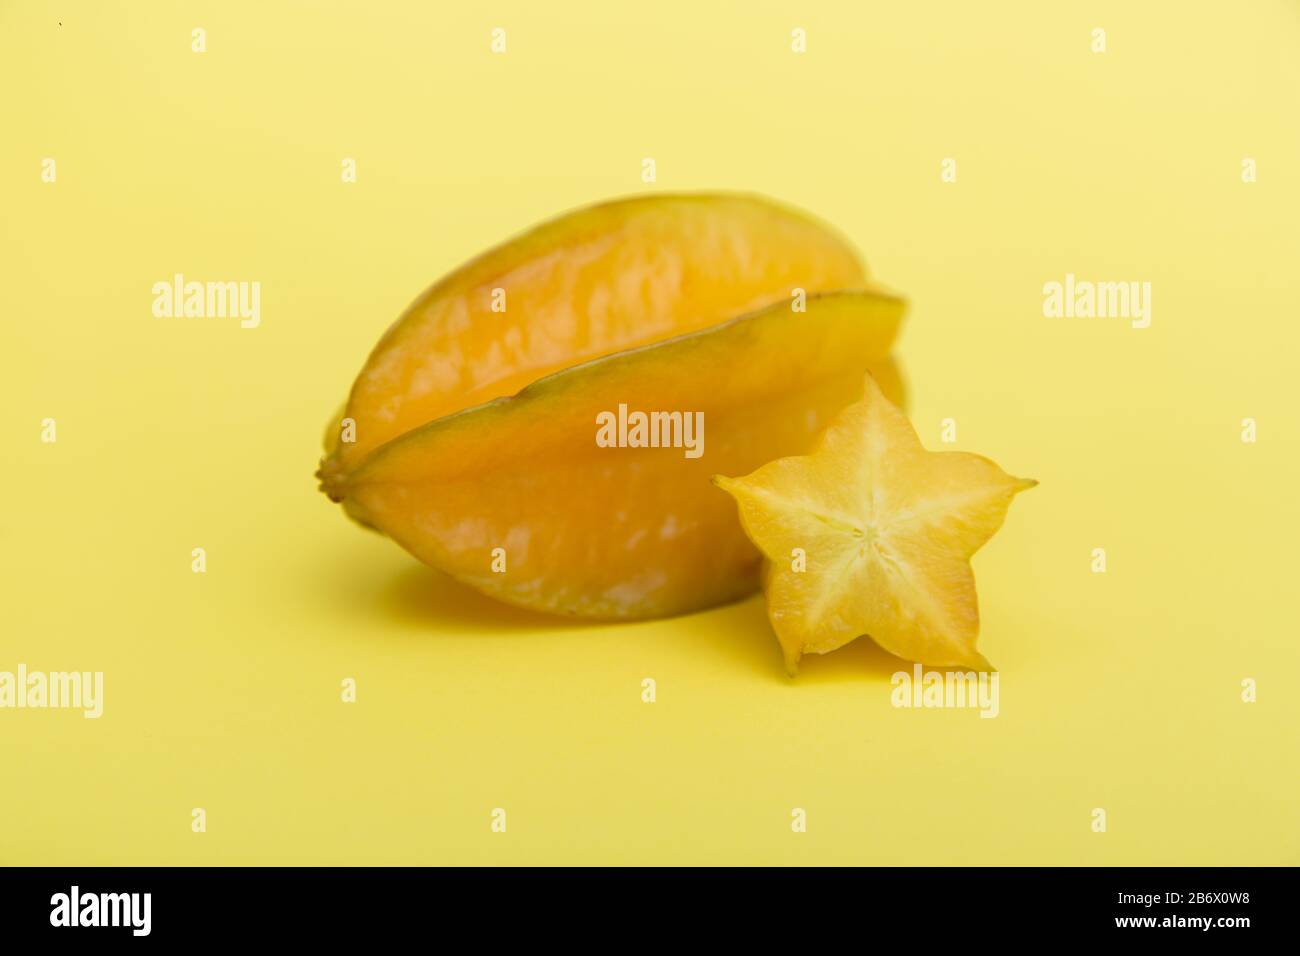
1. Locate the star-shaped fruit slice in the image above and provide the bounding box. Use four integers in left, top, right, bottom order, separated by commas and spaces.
714, 375, 1035, 673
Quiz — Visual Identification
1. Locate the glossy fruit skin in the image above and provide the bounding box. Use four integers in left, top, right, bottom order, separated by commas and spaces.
320, 194, 869, 482
335, 292, 904, 618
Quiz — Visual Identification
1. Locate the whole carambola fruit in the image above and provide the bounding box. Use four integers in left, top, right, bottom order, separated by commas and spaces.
320, 194, 906, 618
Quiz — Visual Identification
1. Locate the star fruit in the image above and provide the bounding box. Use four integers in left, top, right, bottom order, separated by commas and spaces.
328, 293, 903, 618
714, 375, 1035, 672
320, 194, 910, 619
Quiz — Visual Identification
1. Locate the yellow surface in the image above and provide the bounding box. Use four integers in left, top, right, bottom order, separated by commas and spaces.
2, 1, 1297, 865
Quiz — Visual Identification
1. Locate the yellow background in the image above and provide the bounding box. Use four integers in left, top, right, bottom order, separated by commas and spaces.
3, 1, 1297, 865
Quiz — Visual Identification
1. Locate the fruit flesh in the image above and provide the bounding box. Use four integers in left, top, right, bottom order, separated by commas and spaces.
715, 375, 1035, 670
321, 194, 868, 479
336, 293, 904, 618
